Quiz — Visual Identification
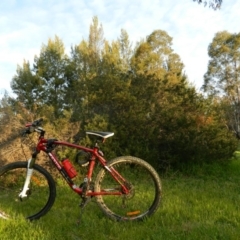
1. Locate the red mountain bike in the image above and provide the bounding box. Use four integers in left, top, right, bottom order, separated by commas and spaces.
0, 118, 162, 221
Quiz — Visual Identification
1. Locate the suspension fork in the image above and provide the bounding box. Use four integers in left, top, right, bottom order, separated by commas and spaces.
18, 152, 38, 199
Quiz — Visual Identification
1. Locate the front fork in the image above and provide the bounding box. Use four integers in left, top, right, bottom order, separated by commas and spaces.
18, 158, 36, 199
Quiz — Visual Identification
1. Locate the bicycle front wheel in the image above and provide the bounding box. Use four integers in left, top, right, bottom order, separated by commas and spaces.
95, 156, 162, 221
0, 161, 56, 220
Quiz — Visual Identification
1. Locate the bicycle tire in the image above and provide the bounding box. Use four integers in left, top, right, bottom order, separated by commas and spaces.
95, 156, 162, 221
0, 161, 56, 220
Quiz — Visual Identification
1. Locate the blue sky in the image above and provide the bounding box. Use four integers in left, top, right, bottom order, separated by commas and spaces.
0, 0, 239, 96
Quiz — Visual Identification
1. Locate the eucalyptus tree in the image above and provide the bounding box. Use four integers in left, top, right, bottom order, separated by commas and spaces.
202, 31, 240, 138
130, 30, 196, 165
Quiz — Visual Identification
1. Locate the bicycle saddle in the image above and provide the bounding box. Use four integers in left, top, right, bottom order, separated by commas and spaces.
86, 131, 114, 139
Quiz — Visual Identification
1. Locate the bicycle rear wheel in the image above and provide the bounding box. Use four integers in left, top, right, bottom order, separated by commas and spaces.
95, 156, 162, 221
0, 161, 56, 220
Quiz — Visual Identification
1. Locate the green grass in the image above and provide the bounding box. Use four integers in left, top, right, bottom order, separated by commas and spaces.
1, 159, 240, 240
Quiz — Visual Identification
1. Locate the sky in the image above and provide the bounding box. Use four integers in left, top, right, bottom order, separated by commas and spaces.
0, 0, 239, 97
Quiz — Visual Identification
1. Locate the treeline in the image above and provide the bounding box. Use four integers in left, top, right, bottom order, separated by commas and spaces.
0, 17, 237, 170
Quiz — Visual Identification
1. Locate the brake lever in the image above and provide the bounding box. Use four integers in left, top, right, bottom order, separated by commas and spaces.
32, 118, 43, 127
21, 126, 35, 137
35, 127, 44, 133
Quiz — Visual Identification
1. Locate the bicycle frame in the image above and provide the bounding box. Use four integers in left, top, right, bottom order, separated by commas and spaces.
2, 119, 162, 221
20, 130, 130, 199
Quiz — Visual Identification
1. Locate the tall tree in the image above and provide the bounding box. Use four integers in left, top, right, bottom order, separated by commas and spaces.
34, 36, 69, 117
67, 16, 105, 123
118, 29, 132, 72
131, 30, 183, 80
11, 36, 69, 118
11, 61, 44, 113
88, 16, 104, 71
202, 31, 240, 137
129, 30, 192, 164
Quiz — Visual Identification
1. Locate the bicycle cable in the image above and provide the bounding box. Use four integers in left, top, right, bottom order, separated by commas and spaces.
20, 134, 35, 161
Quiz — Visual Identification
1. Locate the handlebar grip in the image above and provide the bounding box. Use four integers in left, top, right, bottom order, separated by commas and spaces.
25, 118, 43, 127
32, 118, 43, 127
22, 118, 43, 136
21, 126, 35, 136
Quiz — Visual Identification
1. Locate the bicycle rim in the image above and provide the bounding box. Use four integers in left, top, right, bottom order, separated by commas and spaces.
95, 156, 162, 221
0, 162, 56, 220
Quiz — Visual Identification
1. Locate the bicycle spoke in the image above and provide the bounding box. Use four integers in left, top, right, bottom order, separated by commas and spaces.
95, 156, 161, 221
0, 162, 56, 220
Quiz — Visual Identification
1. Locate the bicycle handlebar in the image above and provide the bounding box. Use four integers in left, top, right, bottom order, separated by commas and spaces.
26, 118, 43, 127
22, 118, 44, 136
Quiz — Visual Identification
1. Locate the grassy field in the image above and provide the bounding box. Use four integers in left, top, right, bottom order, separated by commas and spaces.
0, 158, 240, 240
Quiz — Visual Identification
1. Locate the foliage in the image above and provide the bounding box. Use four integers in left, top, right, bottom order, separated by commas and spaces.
202, 31, 240, 139
193, 0, 222, 10
11, 36, 69, 119
6, 17, 238, 170
0, 93, 30, 166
